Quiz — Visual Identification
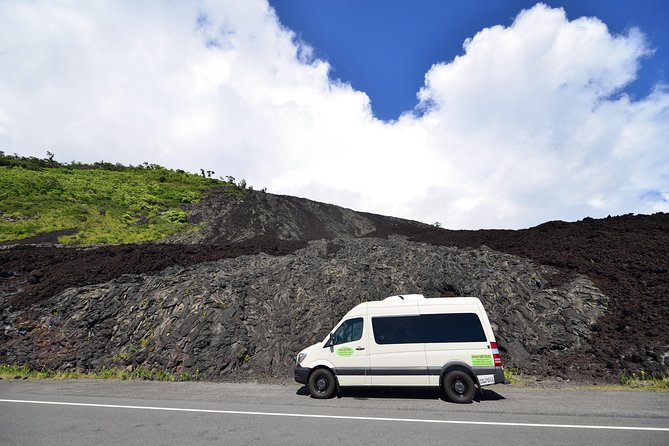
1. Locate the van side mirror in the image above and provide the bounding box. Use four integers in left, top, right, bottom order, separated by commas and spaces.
325, 333, 334, 348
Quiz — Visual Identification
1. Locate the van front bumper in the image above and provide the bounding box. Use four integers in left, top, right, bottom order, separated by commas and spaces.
294, 366, 310, 385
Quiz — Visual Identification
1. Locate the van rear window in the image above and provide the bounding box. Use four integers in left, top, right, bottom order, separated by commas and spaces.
420, 313, 487, 343
372, 313, 486, 345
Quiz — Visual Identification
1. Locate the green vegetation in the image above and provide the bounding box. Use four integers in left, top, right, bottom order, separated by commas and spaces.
0, 364, 199, 381
503, 367, 517, 384
581, 371, 669, 392
237, 352, 252, 364
615, 371, 669, 391
0, 152, 246, 245
500, 368, 669, 391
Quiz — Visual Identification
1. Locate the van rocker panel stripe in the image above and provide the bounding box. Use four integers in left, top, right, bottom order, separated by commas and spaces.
369, 368, 428, 376
335, 368, 429, 376
427, 366, 501, 376
335, 366, 504, 377
334, 368, 367, 376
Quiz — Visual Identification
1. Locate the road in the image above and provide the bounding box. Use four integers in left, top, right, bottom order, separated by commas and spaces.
1, 380, 668, 445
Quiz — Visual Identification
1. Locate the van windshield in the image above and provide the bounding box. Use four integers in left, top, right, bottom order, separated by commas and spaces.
332, 317, 363, 345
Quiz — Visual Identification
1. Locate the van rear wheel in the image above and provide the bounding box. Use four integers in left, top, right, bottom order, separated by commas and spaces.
443, 370, 476, 403
308, 368, 336, 399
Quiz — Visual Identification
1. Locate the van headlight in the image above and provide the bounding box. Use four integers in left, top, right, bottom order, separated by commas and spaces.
297, 352, 307, 365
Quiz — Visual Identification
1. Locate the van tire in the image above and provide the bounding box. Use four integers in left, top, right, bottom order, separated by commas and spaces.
443, 370, 476, 403
308, 368, 336, 399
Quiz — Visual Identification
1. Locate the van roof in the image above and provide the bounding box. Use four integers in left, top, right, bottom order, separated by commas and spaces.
343, 296, 483, 318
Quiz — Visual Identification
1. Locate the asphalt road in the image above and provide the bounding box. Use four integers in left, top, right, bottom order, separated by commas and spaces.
1, 380, 668, 445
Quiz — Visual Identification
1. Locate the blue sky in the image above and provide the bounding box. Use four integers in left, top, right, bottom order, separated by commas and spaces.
271, 0, 669, 120
0, 0, 667, 229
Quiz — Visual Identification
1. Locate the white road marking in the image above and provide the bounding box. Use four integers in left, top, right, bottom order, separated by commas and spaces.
1, 398, 668, 432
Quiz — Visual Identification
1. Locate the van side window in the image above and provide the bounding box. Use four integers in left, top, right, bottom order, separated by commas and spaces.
372, 316, 422, 344
421, 313, 486, 343
332, 317, 363, 345
371, 313, 487, 344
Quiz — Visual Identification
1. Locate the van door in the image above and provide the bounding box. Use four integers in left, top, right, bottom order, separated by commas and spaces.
327, 317, 369, 386
368, 305, 429, 386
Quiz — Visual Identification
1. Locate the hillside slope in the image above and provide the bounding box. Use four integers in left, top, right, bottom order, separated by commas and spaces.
171, 187, 429, 243
2, 237, 608, 381
177, 188, 669, 378
1, 184, 668, 382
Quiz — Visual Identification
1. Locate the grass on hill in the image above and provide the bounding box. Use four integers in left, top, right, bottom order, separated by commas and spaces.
0, 364, 198, 382
598, 372, 669, 391
0, 152, 242, 245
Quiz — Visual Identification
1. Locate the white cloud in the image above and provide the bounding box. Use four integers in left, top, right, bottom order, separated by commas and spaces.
0, 1, 667, 229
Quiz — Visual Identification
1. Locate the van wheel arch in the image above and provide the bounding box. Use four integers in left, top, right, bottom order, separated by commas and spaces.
439, 362, 478, 386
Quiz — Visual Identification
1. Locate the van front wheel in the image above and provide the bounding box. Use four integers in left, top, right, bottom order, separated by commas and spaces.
308, 369, 336, 399
443, 370, 476, 403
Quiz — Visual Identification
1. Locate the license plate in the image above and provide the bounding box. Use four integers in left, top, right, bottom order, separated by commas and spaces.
477, 374, 495, 386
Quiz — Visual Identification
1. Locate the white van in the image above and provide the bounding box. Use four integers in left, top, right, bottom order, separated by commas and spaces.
294, 294, 506, 403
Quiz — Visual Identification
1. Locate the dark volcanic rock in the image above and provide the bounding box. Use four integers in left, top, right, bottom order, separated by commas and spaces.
1, 185, 667, 384
1, 237, 609, 381
0, 239, 306, 310
364, 212, 669, 380
175, 188, 428, 243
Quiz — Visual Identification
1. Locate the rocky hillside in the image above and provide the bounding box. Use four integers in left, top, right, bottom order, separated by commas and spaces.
171, 187, 428, 243
1, 186, 668, 383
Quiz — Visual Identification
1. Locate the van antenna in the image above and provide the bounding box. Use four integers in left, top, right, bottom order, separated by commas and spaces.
399, 295, 404, 300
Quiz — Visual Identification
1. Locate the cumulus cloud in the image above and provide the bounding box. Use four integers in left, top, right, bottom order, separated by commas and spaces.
0, 1, 667, 228
411, 4, 669, 227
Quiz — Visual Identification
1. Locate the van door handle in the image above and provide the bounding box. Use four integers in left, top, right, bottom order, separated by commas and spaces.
356, 347, 365, 351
